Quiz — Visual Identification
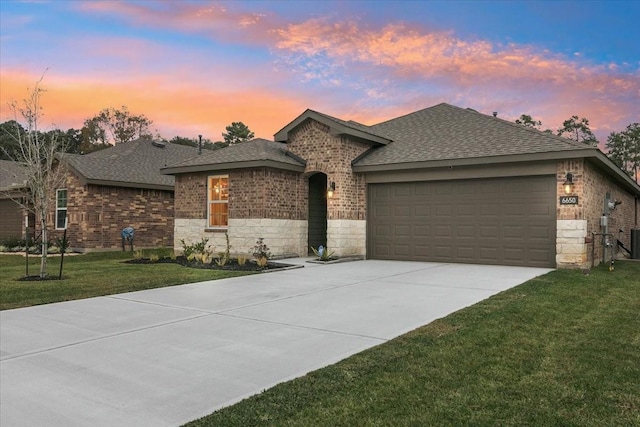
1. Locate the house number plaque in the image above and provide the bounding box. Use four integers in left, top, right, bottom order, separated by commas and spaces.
559, 196, 579, 205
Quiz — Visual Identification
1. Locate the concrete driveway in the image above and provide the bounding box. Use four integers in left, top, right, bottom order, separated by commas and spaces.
0, 260, 551, 426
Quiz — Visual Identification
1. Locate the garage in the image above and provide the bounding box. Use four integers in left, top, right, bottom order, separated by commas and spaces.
367, 175, 556, 268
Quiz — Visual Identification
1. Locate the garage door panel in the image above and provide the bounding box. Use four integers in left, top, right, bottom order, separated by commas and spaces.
414, 225, 430, 237
456, 225, 475, 238
368, 176, 556, 267
394, 206, 411, 217
394, 225, 410, 237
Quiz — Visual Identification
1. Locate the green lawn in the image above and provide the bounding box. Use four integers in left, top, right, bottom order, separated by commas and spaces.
0, 251, 254, 310
186, 261, 640, 427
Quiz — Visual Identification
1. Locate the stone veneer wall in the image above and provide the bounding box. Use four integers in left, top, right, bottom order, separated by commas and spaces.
556, 159, 638, 268
286, 119, 370, 256
327, 219, 366, 257
47, 170, 175, 251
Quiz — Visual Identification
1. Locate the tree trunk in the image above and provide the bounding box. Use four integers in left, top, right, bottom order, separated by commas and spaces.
40, 214, 47, 278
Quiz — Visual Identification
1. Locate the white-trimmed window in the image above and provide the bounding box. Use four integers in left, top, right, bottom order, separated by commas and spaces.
207, 175, 228, 227
56, 189, 67, 229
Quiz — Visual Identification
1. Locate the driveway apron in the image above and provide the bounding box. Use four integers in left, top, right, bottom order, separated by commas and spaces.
0, 260, 551, 426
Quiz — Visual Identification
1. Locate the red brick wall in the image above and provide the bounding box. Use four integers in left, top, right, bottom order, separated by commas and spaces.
583, 161, 637, 264
287, 119, 369, 220
174, 169, 305, 222
174, 172, 207, 219
230, 169, 304, 219
47, 171, 175, 251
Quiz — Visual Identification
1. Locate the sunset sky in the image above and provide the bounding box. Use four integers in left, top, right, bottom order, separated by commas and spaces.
1, 0, 638, 145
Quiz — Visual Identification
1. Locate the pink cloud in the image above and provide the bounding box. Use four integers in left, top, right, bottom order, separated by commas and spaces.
74, 1, 280, 45
273, 18, 639, 141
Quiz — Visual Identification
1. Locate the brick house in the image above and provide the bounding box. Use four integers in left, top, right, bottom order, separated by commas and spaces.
162, 103, 640, 269
44, 139, 200, 251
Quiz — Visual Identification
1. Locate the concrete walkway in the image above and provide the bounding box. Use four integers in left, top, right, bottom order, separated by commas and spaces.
0, 260, 552, 426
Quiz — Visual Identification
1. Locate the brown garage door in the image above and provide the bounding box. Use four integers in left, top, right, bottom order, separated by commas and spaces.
367, 176, 556, 267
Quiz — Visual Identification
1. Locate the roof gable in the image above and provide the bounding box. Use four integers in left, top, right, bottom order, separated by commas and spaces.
274, 109, 392, 146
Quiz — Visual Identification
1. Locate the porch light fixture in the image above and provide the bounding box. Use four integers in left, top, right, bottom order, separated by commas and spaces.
327, 181, 336, 198
563, 173, 574, 194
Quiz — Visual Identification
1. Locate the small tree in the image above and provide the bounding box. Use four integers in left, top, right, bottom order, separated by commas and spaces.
606, 123, 640, 183
222, 122, 254, 145
4, 76, 69, 277
557, 115, 598, 146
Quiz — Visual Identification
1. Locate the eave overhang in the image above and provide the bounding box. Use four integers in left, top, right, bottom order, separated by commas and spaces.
353, 148, 640, 196
161, 159, 306, 175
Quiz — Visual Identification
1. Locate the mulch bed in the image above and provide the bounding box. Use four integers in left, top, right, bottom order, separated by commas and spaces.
125, 256, 295, 272
18, 275, 63, 282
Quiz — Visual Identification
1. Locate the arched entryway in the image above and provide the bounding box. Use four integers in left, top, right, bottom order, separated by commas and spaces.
308, 172, 327, 254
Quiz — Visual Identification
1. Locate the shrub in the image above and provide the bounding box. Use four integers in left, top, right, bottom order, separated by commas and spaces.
252, 237, 271, 268
215, 252, 228, 267
149, 254, 160, 262
180, 238, 211, 259
133, 249, 144, 260
252, 237, 271, 260
237, 255, 247, 266
311, 245, 335, 261
1, 236, 22, 250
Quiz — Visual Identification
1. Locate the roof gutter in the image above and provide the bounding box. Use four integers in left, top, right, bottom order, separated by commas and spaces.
161, 159, 306, 175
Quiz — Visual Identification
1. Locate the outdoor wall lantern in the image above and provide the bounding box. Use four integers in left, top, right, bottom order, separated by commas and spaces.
563, 173, 574, 194
327, 181, 336, 198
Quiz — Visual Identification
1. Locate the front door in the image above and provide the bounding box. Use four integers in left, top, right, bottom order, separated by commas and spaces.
308, 173, 327, 254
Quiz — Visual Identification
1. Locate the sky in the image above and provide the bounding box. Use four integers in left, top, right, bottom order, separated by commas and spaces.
1, 0, 639, 145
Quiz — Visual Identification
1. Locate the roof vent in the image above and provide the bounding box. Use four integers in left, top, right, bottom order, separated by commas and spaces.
492, 112, 498, 117
151, 140, 166, 148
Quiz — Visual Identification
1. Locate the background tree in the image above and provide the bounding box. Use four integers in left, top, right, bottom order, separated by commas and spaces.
168, 136, 221, 150
0, 120, 26, 160
557, 115, 598, 146
606, 123, 640, 182
83, 106, 153, 145
4, 77, 69, 277
222, 122, 254, 145
515, 114, 542, 129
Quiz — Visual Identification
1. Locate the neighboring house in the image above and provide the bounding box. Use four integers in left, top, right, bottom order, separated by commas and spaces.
162, 103, 640, 269
45, 139, 200, 251
0, 159, 32, 240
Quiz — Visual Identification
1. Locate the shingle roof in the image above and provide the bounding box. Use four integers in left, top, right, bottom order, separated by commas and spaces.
0, 160, 27, 192
63, 139, 199, 190
353, 103, 592, 167
162, 138, 306, 175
